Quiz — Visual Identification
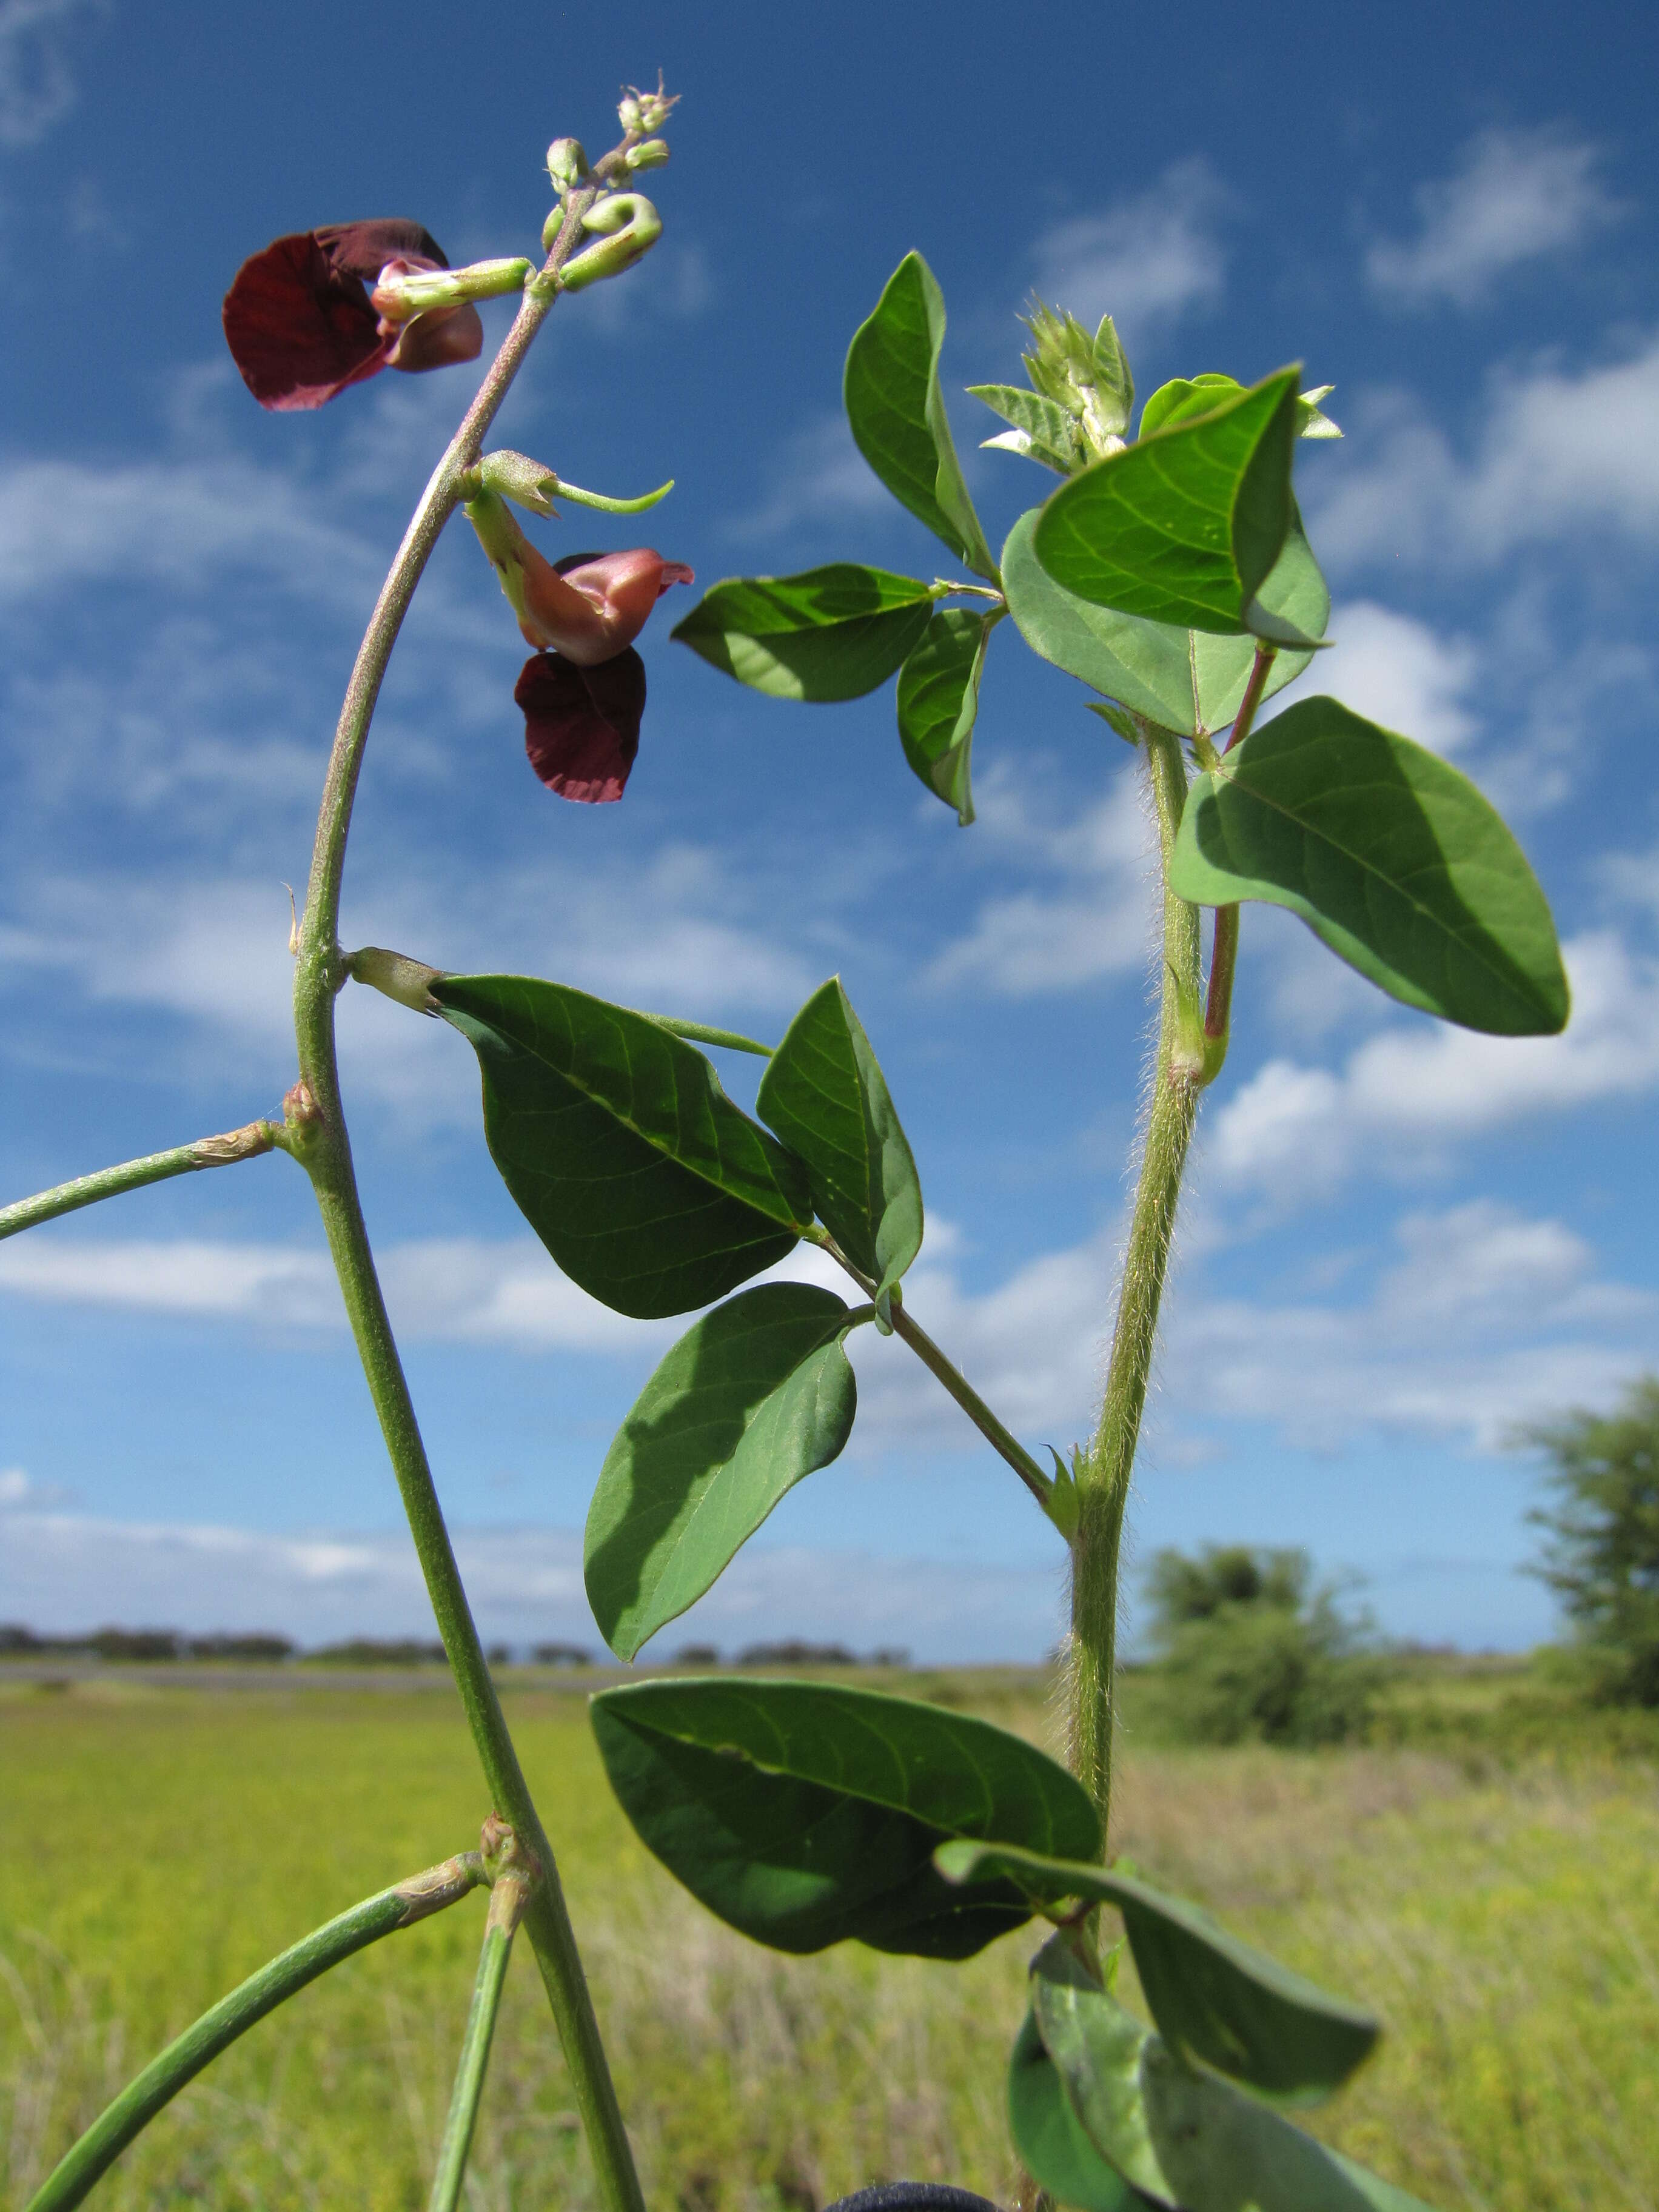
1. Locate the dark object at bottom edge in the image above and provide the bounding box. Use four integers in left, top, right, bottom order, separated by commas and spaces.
824, 2188, 1002, 2212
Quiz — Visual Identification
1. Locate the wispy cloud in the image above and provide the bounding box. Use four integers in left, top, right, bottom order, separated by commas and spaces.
0, 0, 103, 150
1025, 158, 1227, 353
726, 411, 893, 541
1208, 933, 1659, 1208
0, 1505, 1065, 1660
1367, 126, 1625, 308
1307, 335, 1659, 572
1312, 602, 1478, 757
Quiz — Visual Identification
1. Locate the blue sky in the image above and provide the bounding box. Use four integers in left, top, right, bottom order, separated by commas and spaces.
2, 0, 1657, 1660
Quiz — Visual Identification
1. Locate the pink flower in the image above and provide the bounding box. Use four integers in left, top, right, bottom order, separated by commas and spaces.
512, 545, 695, 665
223, 220, 483, 411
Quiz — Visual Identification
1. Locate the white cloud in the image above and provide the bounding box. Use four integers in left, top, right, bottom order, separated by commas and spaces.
927, 766, 1155, 997
1209, 932, 1659, 1205
1309, 335, 1659, 572
1315, 602, 1478, 756
0, 0, 102, 150
1028, 159, 1227, 350
1367, 126, 1624, 307
0, 1510, 1064, 1660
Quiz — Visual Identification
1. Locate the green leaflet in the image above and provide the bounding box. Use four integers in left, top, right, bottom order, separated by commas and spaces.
1032, 367, 1312, 642
968, 384, 1087, 475
937, 1841, 1377, 2102
1168, 697, 1571, 1036
671, 565, 936, 701
1027, 1936, 1435, 2212
757, 979, 923, 1304
1000, 506, 1325, 737
585, 1285, 858, 1661
894, 606, 993, 823
589, 1678, 1099, 1958
843, 252, 997, 578
435, 976, 813, 1319
1008, 2011, 1147, 2212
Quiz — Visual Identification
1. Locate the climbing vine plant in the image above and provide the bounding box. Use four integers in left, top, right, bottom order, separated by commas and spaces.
4, 79, 1567, 2212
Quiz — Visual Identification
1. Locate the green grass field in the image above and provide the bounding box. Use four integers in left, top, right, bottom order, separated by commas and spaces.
3, 1672, 1657, 2211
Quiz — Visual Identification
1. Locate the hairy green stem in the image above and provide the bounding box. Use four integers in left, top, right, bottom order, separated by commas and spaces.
0, 1121, 275, 1242
24, 1853, 483, 2212
427, 1872, 531, 2212
289, 129, 654, 2212
1202, 645, 1276, 1057
1070, 723, 1202, 1843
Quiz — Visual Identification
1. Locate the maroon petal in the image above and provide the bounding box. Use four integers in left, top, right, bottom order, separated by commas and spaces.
314, 220, 447, 281
224, 232, 390, 410
517, 649, 647, 803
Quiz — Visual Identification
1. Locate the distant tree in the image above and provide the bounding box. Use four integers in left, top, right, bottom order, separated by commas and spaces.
532, 1641, 592, 1667
1143, 1544, 1383, 1746
1523, 1375, 1659, 1706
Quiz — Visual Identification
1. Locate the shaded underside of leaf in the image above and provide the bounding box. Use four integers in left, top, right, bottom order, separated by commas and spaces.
1002, 508, 1321, 737
435, 975, 811, 1318
757, 979, 924, 1299
1029, 1937, 1435, 2212
589, 1677, 1099, 1957
1008, 2011, 1148, 2212
671, 565, 936, 700
936, 1840, 1376, 2102
1168, 696, 1570, 1036
894, 605, 992, 822
585, 1284, 857, 1661
843, 251, 996, 577
1032, 368, 1302, 637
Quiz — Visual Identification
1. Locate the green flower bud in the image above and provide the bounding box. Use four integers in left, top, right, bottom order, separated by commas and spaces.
624, 138, 670, 172
546, 137, 588, 192
558, 193, 662, 293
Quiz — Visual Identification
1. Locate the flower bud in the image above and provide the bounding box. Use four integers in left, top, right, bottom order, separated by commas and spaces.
624, 138, 670, 172
546, 137, 588, 192
558, 194, 662, 293
617, 92, 643, 133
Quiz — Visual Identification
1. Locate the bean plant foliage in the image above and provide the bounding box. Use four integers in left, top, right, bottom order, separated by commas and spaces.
1, 78, 1574, 2212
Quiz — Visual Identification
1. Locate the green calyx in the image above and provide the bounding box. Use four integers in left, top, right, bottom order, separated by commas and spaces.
1021, 300, 1134, 459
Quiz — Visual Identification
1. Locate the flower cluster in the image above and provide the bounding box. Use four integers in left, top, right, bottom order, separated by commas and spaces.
223, 215, 690, 799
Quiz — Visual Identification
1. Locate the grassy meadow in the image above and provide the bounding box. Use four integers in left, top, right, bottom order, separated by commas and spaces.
2, 1667, 1658, 2211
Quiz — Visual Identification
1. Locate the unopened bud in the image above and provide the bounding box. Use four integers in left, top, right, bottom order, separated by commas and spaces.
617, 93, 643, 133
347, 945, 446, 1014
558, 194, 662, 293
625, 137, 669, 172
546, 137, 588, 192
370, 256, 531, 325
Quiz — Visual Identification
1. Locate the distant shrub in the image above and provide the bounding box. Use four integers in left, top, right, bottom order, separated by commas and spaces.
1521, 1376, 1659, 1707
1144, 1545, 1385, 1746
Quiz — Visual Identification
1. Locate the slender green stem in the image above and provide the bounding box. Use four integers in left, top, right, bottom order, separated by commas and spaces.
1201, 645, 1276, 1060
24, 1853, 483, 2212
817, 1236, 1054, 1510
288, 127, 653, 2212
0, 1122, 275, 1242
427, 1872, 531, 2212
1070, 724, 1203, 1845
638, 1012, 776, 1056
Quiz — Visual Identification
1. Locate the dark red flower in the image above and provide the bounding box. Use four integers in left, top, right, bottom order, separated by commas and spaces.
517, 647, 648, 803
223, 220, 483, 411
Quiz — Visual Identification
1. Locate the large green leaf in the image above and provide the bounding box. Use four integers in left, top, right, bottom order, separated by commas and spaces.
585, 1285, 858, 1661
757, 979, 923, 1303
894, 606, 994, 823
671, 566, 936, 702
1168, 697, 1570, 1036
435, 976, 813, 1319
1033, 368, 1311, 641
589, 1678, 1099, 1957
1002, 508, 1324, 738
1030, 1937, 1435, 2212
1009, 2011, 1147, 2212
937, 1842, 1376, 2102
844, 252, 997, 578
